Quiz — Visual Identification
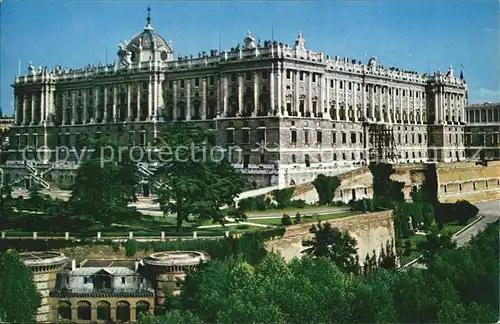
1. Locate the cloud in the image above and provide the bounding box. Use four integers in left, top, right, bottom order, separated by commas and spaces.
482, 27, 494, 33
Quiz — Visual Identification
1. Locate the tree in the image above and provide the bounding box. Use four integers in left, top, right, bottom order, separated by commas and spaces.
67, 138, 138, 226
369, 163, 405, 207
302, 222, 359, 273
312, 174, 341, 205
0, 251, 41, 323
138, 310, 201, 324
154, 123, 247, 231
417, 229, 456, 265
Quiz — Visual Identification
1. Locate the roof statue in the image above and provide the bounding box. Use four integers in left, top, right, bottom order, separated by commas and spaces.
368, 57, 377, 68
294, 31, 306, 50
244, 30, 256, 50
446, 65, 454, 78
117, 41, 133, 67
28, 61, 35, 75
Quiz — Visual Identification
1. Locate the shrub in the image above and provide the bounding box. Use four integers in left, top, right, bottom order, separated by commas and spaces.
403, 240, 412, 256
271, 188, 295, 209
312, 175, 341, 205
455, 200, 479, 225
281, 214, 292, 226
124, 239, 137, 257
290, 199, 306, 208
294, 212, 302, 225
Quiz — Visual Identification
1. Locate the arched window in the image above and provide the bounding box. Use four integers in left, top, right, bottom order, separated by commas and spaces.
77, 301, 91, 321
136, 301, 150, 320
97, 300, 111, 321
116, 301, 130, 322
57, 301, 71, 321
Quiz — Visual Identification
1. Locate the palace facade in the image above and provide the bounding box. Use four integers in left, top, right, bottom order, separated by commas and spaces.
1, 10, 469, 193
465, 102, 500, 161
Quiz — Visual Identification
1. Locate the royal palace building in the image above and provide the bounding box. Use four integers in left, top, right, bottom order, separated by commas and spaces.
1, 9, 469, 193
465, 102, 500, 161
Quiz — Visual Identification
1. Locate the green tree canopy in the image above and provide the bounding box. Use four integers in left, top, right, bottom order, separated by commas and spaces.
0, 251, 41, 323
154, 123, 247, 230
312, 174, 341, 205
67, 138, 138, 226
302, 222, 359, 273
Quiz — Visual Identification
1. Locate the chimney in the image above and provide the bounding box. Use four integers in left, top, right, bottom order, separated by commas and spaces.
71, 259, 76, 271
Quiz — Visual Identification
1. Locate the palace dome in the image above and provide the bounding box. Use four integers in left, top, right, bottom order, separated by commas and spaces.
127, 26, 171, 52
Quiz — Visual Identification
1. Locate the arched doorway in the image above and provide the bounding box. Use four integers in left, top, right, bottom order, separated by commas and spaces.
77, 301, 91, 321
135, 301, 150, 320
116, 301, 130, 322
97, 300, 111, 321
57, 301, 72, 321
142, 183, 150, 197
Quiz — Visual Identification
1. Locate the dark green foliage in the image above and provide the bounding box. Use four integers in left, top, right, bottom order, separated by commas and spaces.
294, 212, 302, 224
312, 174, 341, 205
434, 200, 478, 226
68, 137, 139, 226
238, 195, 268, 212
403, 240, 412, 256
417, 229, 457, 265
350, 198, 376, 212
281, 214, 292, 226
302, 222, 359, 274
369, 163, 405, 207
271, 188, 295, 209
392, 202, 435, 239
0, 251, 41, 323
124, 239, 137, 257
154, 123, 247, 230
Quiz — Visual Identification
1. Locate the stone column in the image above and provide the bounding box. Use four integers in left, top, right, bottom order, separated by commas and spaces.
112, 85, 118, 122
127, 84, 132, 121
22, 94, 27, 125
216, 77, 221, 116
412, 89, 416, 124
281, 64, 286, 116
202, 77, 207, 119
320, 75, 326, 118
31, 93, 36, 125
353, 82, 357, 122
72, 91, 78, 124
276, 64, 282, 115
173, 81, 178, 120
238, 74, 243, 116
268, 68, 274, 115
103, 87, 108, 123
252, 68, 260, 116
295, 70, 300, 116
223, 74, 228, 116
361, 84, 366, 121
308, 72, 312, 116
14, 94, 19, 125
148, 76, 153, 120
434, 89, 439, 124
136, 83, 141, 122
40, 88, 45, 125
94, 87, 99, 122
455, 93, 460, 124
186, 79, 191, 120
326, 77, 331, 120
335, 79, 340, 120
440, 90, 445, 124
83, 91, 88, 124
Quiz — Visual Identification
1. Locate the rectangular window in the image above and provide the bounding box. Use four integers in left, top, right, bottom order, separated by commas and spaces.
292, 154, 296, 163
195, 78, 200, 87
330, 80, 334, 88
121, 277, 126, 284
243, 155, 249, 168
332, 132, 336, 144
246, 71, 252, 81
316, 131, 322, 143
340, 81, 343, 89
286, 70, 291, 79
291, 130, 297, 143
180, 80, 185, 88
209, 76, 215, 85
83, 277, 88, 284
300, 72, 304, 81
226, 130, 234, 144
351, 133, 356, 144
342, 132, 346, 144
231, 73, 237, 82
242, 129, 250, 144
312, 74, 316, 82
259, 154, 265, 164
257, 129, 266, 143
304, 130, 309, 144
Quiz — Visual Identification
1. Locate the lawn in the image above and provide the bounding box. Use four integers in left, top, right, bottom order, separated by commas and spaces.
247, 212, 358, 226
245, 205, 346, 216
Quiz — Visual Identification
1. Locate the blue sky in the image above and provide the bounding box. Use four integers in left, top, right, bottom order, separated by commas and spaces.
1, 1, 499, 115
